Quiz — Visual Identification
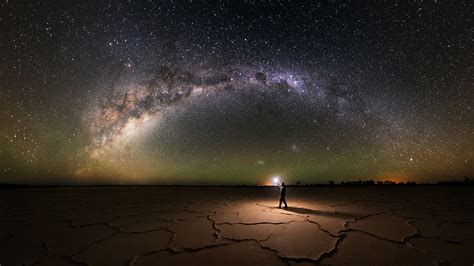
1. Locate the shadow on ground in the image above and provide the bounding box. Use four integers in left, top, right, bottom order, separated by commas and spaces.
272, 206, 361, 219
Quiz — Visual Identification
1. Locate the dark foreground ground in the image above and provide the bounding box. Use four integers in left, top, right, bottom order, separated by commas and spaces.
1, 186, 473, 266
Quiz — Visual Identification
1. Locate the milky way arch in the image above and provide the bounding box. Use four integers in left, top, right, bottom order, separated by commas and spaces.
82, 64, 394, 178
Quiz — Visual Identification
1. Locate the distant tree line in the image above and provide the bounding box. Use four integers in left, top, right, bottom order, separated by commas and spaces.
290, 180, 416, 186
291, 176, 473, 186
338, 180, 417, 186
435, 176, 474, 186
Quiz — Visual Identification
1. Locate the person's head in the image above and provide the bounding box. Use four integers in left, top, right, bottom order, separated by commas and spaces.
281, 182, 285, 186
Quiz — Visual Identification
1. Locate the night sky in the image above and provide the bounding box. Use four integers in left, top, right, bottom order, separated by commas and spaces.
1, 1, 472, 185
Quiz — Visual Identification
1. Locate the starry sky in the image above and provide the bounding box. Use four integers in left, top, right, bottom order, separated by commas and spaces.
1, 1, 472, 185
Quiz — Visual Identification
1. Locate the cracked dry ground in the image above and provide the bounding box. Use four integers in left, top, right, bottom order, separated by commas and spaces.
1, 187, 473, 266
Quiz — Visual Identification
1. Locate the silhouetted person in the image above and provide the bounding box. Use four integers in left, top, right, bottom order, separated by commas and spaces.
278, 182, 288, 208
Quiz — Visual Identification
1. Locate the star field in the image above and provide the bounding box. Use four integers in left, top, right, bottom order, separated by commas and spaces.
0, 1, 472, 184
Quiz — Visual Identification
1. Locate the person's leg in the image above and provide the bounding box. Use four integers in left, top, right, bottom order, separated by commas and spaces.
279, 198, 282, 208
283, 198, 287, 208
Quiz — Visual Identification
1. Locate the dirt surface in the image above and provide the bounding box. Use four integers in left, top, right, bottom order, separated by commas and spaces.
1, 186, 473, 265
